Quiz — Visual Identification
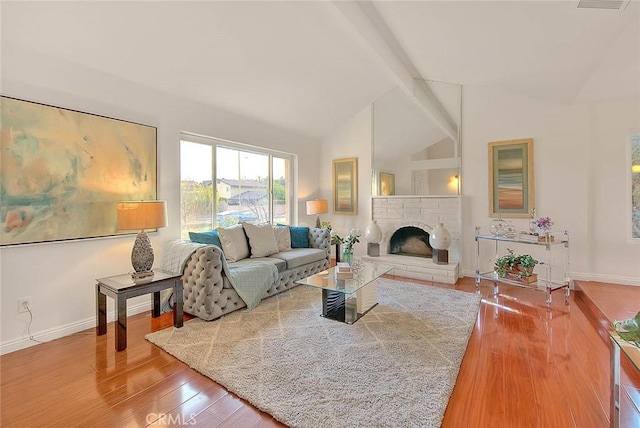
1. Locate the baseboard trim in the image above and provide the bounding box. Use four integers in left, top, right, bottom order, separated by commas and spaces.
570, 272, 640, 286
0, 301, 151, 355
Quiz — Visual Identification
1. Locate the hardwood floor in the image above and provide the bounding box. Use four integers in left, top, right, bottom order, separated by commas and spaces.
1, 276, 638, 427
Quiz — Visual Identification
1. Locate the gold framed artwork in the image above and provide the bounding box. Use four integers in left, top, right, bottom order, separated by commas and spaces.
379, 172, 395, 196
332, 157, 358, 215
0, 96, 157, 246
488, 138, 534, 218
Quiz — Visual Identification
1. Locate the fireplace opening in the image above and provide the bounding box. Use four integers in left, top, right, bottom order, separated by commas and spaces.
389, 226, 432, 258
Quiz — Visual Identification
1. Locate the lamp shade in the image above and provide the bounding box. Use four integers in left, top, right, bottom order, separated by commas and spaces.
116, 201, 167, 231
306, 199, 328, 215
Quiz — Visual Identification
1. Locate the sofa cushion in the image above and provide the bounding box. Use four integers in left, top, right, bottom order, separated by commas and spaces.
290, 226, 309, 248
242, 222, 279, 258
189, 230, 222, 247
273, 225, 292, 252
270, 248, 327, 270
230, 257, 287, 273
216, 224, 250, 262
276, 224, 310, 248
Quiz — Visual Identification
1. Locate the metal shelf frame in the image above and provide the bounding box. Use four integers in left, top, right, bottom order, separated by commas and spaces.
474, 227, 571, 306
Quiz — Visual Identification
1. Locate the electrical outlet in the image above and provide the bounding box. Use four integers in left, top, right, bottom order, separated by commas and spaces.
18, 297, 32, 314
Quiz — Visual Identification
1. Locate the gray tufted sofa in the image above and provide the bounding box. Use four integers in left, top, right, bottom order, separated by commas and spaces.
181, 227, 330, 321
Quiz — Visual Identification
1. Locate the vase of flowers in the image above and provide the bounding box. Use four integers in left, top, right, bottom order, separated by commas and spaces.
335, 229, 360, 265
534, 216, 553, 236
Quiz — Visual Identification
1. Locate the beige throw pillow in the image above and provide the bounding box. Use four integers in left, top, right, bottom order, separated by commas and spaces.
273, 225, 292, 252
243, 223, 279, 258
216, 224, 250, 262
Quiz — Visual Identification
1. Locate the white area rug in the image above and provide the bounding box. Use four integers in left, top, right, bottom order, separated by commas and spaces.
146, 278, 481, 428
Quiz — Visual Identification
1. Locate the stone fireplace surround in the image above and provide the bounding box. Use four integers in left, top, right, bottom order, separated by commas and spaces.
362, 196, 460, 284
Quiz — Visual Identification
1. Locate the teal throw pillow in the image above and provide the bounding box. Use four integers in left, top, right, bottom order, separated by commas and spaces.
289, 226, 309, 248
189, 230, 222, 247
277, 224, 310, 248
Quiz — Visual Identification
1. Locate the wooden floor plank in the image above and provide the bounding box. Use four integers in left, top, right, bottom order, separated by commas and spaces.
2, 277, 635, 428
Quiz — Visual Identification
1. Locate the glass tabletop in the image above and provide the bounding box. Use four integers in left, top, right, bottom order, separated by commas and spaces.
296, 261, 394, 295
97, 268, 180, 290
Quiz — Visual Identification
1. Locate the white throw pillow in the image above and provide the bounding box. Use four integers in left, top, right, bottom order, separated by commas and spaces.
243, 222, 279, 258
273, 225, 292, 252
216, 224, 250, 262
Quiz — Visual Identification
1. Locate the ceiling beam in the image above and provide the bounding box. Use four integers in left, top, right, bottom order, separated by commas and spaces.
331, 0, 459, 143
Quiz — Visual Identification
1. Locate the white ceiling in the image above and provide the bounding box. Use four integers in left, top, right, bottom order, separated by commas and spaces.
2, 1, 639, 139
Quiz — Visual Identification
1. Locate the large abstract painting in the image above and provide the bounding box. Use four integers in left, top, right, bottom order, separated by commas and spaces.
0, 96, 157, 246
488, 138, 534, 218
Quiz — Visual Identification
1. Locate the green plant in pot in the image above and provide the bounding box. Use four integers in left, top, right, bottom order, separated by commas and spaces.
494, 249, 539, 279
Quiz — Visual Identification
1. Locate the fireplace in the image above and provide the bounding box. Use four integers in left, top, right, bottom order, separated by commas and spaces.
389, 226, 432, 258
362, 196, 460, 284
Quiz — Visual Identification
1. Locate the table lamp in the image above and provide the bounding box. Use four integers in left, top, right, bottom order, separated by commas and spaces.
116, 201, 167, 278
306, 199, 328, 228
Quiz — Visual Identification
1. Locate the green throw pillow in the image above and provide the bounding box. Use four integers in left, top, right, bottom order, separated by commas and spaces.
189, 230, 222, 247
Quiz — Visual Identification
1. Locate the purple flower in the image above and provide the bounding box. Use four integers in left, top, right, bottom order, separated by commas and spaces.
534, 216, 553, 231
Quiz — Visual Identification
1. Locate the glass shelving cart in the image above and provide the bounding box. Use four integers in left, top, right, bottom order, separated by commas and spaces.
474, 226, 570, 306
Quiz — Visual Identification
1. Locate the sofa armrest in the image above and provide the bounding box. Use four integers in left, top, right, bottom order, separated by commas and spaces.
308, 227, 330, 257
182, 246, 225, 318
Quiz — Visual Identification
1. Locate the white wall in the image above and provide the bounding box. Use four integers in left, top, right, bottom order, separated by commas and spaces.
319, 86, 640, 288
0, 44, 320, 353
462, 86, 640, 285
319, 104, 373, 258
587, 98, 640, 282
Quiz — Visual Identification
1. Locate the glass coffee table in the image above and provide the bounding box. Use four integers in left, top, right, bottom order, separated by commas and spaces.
296, 261, 394, 324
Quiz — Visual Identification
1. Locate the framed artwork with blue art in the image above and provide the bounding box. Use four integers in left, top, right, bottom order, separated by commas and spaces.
488, 138, 534, 218
0, 96, 157, 246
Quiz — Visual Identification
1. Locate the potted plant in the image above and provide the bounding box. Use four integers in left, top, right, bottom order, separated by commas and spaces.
494, 248, 539, 279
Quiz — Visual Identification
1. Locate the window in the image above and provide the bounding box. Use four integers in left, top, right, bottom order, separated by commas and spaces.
632, 131, 640, 240
180, 134, 294, 239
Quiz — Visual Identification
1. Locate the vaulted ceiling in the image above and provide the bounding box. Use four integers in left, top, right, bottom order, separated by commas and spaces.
2, 1, 639, 139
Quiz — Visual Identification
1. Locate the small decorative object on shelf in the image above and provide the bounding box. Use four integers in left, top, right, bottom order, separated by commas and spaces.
519, 232, 554, 242
429, 222, 452, 264
529, 208, 537, 234
490, 214, 509, 237
534, 216, 553, 235
504, 222, 517, 239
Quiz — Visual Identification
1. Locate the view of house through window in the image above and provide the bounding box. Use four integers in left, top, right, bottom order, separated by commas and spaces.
632, 131, 640, 240
180, 136, 293, 239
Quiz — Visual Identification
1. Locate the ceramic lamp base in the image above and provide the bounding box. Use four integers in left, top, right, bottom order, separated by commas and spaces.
131, 231, 154, 273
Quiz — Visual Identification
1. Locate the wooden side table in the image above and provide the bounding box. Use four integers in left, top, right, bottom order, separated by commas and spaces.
96, 268, 183, 351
